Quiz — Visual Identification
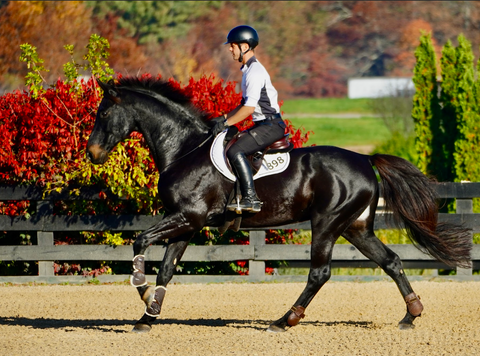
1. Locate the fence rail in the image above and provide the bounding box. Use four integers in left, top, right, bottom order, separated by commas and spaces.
1, 182, 480, 283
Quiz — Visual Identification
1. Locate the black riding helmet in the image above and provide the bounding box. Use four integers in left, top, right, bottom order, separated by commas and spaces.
224, 25, 259, 62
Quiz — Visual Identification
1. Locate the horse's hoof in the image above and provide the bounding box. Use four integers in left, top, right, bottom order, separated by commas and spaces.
131, 323, 152, 333
398, 311, 417, 330
398, 322, 415, 330
267, 324, 287, 333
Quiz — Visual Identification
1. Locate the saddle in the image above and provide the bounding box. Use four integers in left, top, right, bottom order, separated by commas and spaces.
217, 132, 293, 234
224, 132, 294, 175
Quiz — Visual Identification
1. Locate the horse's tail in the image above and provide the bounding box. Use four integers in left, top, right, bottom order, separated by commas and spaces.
370, 153, 472, 268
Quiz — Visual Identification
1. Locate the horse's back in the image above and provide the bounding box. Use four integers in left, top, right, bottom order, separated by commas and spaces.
243, 145, 377, 227
288, 145, 375, 180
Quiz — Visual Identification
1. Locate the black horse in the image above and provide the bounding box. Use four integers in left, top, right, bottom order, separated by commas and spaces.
87, 77, 472, 333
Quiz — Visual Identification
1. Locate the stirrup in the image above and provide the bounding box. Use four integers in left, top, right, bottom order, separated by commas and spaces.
226, 197, 242, 214
243, 197, 262, 213
227, 196, 262, 213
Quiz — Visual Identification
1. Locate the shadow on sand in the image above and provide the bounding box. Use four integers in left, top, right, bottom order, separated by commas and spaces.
0, 316, 377, 333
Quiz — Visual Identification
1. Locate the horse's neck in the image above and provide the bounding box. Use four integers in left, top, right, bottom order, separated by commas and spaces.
136, 109, 207, 171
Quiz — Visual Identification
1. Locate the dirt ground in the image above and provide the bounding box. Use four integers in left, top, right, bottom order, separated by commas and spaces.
343, 144, 375, 154
1, 281, 479, 356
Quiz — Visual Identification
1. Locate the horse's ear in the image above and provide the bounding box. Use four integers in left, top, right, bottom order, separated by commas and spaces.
96, 78, 109, 92
97, 78, 121, 104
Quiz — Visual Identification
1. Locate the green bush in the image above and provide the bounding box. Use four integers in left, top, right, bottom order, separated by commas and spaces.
368, 92, 418, 162
372, 132, 418, 163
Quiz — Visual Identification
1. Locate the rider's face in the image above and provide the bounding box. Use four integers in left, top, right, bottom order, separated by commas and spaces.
229, 43, 239, 61
229, 43, 247, 61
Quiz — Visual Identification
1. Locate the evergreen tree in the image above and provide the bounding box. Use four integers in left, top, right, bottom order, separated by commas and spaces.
436, 40, 458, 182
412, 33, 480, 211
411, 32, 440, 175
451, 34, 480, 183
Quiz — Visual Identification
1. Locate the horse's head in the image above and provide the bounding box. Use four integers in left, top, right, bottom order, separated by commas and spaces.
87, 79, 137, 164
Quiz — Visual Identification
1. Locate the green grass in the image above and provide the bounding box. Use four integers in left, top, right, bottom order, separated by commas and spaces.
281, 97, 374, 114
280, 97, 389, 148
287, 117, 391, 147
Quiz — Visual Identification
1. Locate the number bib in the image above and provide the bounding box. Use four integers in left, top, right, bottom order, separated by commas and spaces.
210, 131, 291, 182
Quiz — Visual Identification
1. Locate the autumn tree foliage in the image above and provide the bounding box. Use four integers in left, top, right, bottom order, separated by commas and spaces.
0, 1, 93, 90
391, 19, 442, 77
4, 1, 480, 98
324, 1, 480, 79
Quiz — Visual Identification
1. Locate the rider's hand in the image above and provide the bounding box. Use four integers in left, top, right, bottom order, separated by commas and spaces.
225, 125, 239, 142
210, 116, 228, 137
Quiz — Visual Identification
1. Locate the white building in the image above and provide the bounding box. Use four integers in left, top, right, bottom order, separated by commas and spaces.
348, 77, 415, 99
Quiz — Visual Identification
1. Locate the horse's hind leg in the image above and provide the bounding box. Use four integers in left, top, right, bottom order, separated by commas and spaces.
132, 235, 190, 333
268, 217, 342, 333
342, 224, 424, 329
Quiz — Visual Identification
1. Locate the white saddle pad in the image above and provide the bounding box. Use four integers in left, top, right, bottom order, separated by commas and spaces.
210, 131, 290, 182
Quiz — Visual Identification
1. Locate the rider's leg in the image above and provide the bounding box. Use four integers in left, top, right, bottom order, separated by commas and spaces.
227, 151, 262, 212
225, 119, 285, 212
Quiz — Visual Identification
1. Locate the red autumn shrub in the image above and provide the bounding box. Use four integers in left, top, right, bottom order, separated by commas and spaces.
1, 73, 309, 186
0, 79, 98, 186
0, 73, 312, 275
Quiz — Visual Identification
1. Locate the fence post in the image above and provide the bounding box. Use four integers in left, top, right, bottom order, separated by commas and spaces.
456, 198, 473, 276
249, 230, 265, 281
37, 201, 54, 277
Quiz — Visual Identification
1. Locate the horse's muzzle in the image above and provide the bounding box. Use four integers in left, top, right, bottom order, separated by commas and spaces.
86, 144, 108, 164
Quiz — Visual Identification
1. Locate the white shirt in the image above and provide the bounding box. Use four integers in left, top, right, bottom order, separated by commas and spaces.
241, 56, 280, 121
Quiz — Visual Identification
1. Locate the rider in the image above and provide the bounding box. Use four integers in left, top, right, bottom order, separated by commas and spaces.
210, 25, 286, 213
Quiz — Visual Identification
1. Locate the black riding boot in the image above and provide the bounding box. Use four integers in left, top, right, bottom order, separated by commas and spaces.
227, 152, 262, 213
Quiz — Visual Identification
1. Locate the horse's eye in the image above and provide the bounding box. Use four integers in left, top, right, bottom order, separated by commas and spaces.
100, 111, 108, 118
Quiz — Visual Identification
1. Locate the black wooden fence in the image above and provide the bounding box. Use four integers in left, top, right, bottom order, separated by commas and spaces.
1, 182, 480, 284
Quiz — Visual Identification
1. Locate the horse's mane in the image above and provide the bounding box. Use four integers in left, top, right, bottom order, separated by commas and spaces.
116, 76, 211, 123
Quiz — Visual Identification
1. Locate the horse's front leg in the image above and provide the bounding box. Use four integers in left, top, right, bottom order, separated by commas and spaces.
132, 235, 191, 333
131, 213, 192, 288
129, 214, 197, 333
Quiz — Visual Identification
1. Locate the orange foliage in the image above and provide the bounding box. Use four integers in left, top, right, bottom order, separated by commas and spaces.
92, 13, 149, 76
391, 19, 442, 77
4, 1, 480, 96
0, 1, 92, 88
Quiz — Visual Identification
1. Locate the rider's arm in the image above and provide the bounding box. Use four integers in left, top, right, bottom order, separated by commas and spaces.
224, 105, 255, 126
222, 63, 264, 127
